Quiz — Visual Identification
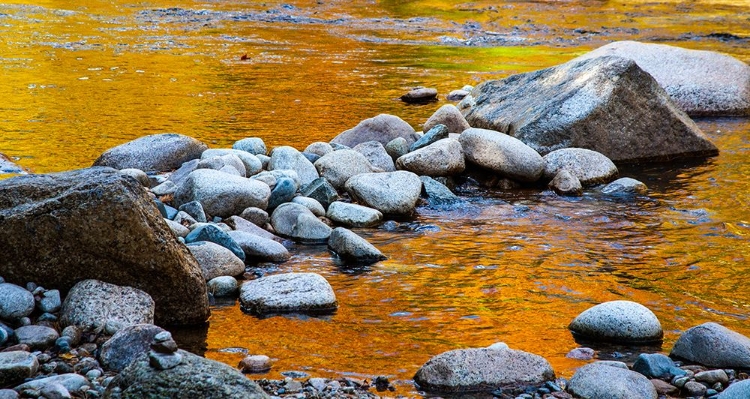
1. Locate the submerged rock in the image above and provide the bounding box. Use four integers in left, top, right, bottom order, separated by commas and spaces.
401, 87, 438, 104
239, 273, 337, 315
463, 56, 718, 162
328, 227, 386, 265
670, 322, 750, 368
331, 114, 419, 148
568, 362, 657, 399
93, 133, 207, 173
568, 300, 663, 343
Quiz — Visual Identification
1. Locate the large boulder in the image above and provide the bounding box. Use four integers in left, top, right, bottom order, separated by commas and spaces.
173, 169, 271, 218
239, 273, 337, 315
268, 146, 319, 187
345, 171, 422, 217
459, 128, 545, 182
568, 362, 657, 399
0, 167, 209, 325
396, 138, 465, 177
186, 241, 246, 281
670, 322, 750, 368
413, 347, 555, 393
542, 148, 618, 185
462, 56, 718, 162
99, 324, 167, 372
314, 149, 375, 191
93, 133, 207, 172
569, 300, 663, 344
103, 350, 269, 399
575, 41, 750, 116
60, 279, 154, 331
331, 114, 419, 148
270, 203, 332, 244
720, 380, 750, 399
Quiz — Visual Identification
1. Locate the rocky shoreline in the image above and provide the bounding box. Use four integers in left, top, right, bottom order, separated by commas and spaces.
0, 40, 749, 398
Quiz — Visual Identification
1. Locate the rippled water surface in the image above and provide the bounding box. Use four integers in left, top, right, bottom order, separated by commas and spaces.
1, 0, 749, 394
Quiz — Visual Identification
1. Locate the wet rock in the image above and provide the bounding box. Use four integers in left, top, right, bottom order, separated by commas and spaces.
239, 273, 337, 315
268, 146, 319, 187
542, 148, 618, 186
670, 322, 750, 368
459, 128, 545, 182
233, 137, 267, 156
239, 207, 269, 227
385, 137, 409, 161
300, 178, 339, 210
239, 355, 271, 373
15, 374, 88, 395
565, 347, 594, 360
0, 351, 38, 387
178, 201, 207, 223
575, 41, 750, 116
602, 177, 648, 195
105, 350, 268, 398
424, 104, 471, 134
185, 223, 245, 262
99, 324, 166, 372
420, 176, 462, 207
314, 149, 375, 191
632, 353, 686, 379
397, 138, 465, 177
463, 56, 718, 162
413, 347, 555, 393
201, 149, 262, 176
291, 197, 326, 217
719, 380, 750, 398
345, 171, 422, 217
270, 203, 332, 244
328, 227, 386, 265
401, 87, 438, 104
60, 279, 154, 331
227, 230, 291, 262
173, 169, 271, 218
331, 114, 419, 148
93, 133, 207, 173
568, 300, 663, 343
186, 241, 245, 281
446, 89, 470, 101
207, 276, 239, 297
353, 141, 395, 172
119, 169, 150, 187
0, 283, 35, 322
568, 362, 657, 399
197, 154, 247, 177
14, 326, 58, 351
410, 124, 450, 152
548, 169, 582, 196
304, 142, 333, 157
326, 201, 383, 227
267, 177, 297, 210
0, 153, 27, 175
0, 167, 208, 326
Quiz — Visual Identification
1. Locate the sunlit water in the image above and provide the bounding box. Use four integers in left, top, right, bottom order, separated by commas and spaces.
1, 0, 748, 394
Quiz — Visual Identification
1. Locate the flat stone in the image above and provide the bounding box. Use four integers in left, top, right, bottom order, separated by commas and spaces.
568, 362, 657, 399
397, 138, 465, 177
99, 324, 167, 372
313, 149, 374, 191
542, 148, 618, 186
60, 279, 154, 331
0, 284, 35, 322
93, 133, 207, 173
0, 351, 38, 387
187, 241, 246, 281
14, 326, 58, 351
459, 128, 545, 182
328, 227, 386, 265
326, 201, 382, 228
602, 177, 648, 195
239, 273, 337, 315
401, 87, 438, 104
345, 171, 422, 217
670, 322, 750, 368
331, 114, 418, 148
173, 169, 271, 218
185, 224, 246, 262
268, 146, 319, 188
568, 300, 663, 343
227, 230, 291, 263
424, 104, 471, 134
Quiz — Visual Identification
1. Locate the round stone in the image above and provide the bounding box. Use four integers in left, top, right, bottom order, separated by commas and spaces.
568, 300, 663, 343
0, 283, 35, 321
238, 355, 271, 373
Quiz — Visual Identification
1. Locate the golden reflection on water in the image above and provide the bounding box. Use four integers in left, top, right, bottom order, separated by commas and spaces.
1, 0, 749, 394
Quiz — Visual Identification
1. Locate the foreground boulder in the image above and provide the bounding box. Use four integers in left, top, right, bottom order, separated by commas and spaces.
462, 56, 718, 162
0, 167, 209, 325
93, 133, 207, 172
239, 273, 337, 315
414, 346, 555, 393
670, 322, 750, 368
60, 279, 154, 331
173, 169, 271, 218
575, 41, 750, 116
331, 114, 419, 148
568, 300, 663, 343
104, 350, 269, 398
345, 171, 422, 217
720, 380, 750, 399
568, 362, 657, 399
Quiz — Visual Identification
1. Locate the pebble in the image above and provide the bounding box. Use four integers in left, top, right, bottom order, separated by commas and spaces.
685, 380, 708, 396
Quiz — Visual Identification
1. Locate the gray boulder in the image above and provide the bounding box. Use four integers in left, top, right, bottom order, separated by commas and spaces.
291, 196, 326, 217
268, 146, 319, 187
345, 171, 422, 216
232, 137, 267, 155
720, 380, 750, 399
413, 347, 555, 393
103, 350, 268, 399
569, 300, 663, 343
99, 324, 166, 372
328, 228, 386, 265
670, 322, 750, 368
196, 154, 247, 177
326, 201, 382, 227
270, 203, 332, 244
424, 104, 471, 134
602, 177, 648, 195
227, 230, 291, 263
420, 176, 462, 207
186, 241, 246, 281
542, 148, 618, 185
314, 149, 374, 191
60, 279, 154, 332
0, 167, 208, 325
575, 41, 750, 116
353, 141, 395, 172
0, 351, 37, 387
397, 138, 465, 177
0, 284, 34, 322
174, 169, 271, 218
239, 273, 337, 315
207, 276, 239, 297
568, 362, 657, 399
14, 326, 58, 351
331, 114, 419, 148
463, 56, 718, 162
300, 178, 339, 210
459, 128, 545, 182
304, 142, 333, 157
93, 134, 207, 173
548, 169, 582, 196
201, 149, 262, 176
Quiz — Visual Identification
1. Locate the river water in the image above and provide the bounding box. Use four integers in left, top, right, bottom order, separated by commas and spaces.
1, 0, 748, 394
